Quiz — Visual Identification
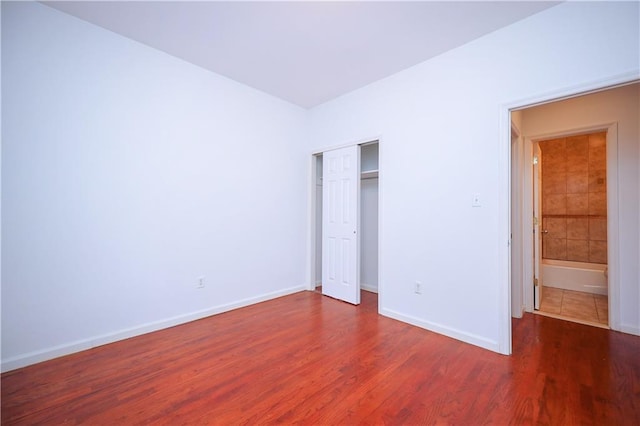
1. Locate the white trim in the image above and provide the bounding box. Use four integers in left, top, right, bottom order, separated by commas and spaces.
498, 106, 512, 355
606, 123, 620, 331
509, 72, 640, 113
522, 135, 534, 312
360, 283, 378, 293
377, 139, 384, 313
619, 323, 640, 336
1, 285, 306, 372
511, 121, 522, 139
311, 135, 381, 156
501, 72, 639, 358
510, 123, 525, 319
308, 153, 320, 291
381, 308, 500, 353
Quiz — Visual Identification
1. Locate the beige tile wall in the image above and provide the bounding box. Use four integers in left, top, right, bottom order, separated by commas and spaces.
540, 132, 607, 264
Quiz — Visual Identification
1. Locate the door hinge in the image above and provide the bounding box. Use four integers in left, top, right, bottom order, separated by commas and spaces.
534, 278, 539, 286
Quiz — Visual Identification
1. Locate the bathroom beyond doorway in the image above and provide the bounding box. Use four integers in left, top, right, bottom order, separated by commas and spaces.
536, 131, 609, 327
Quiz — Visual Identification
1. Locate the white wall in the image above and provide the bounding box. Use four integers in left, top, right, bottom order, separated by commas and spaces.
520, 83, 640, 334
1, 2, 308, 370
308, 1, 639, 352
361, 178, 379, 292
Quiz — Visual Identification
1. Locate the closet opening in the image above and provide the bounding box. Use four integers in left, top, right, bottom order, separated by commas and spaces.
311, 140, 379, 305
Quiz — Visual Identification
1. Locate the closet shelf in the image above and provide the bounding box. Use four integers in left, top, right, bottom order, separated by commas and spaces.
361, 169, 379, 179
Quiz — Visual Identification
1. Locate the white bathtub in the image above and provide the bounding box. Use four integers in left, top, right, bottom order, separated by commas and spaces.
541, 259, 607, 295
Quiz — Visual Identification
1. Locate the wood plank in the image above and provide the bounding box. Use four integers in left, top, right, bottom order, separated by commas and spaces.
2, 290, 639, 424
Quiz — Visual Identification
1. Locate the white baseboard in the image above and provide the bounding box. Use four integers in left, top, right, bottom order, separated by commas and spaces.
619, 323, 640, 336
512, 304, 525, 319
361, 283, 378, 293
380, 308, 500, 353
314, 282, 378, 293
1, 285, 306, 372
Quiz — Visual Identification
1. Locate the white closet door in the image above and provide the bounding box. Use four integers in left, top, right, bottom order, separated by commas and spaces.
322, 145, 360, 305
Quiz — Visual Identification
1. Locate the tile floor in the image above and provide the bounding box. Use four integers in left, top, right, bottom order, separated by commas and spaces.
539, 286, 608, 326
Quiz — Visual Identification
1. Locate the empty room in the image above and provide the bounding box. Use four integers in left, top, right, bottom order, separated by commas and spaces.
2, 1, 639, 424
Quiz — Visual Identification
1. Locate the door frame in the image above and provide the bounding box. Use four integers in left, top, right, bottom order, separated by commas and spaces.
510, 124, 524, 318
500, 72, 637, 355
532, 141, 543, 311
308, 137, 382, 310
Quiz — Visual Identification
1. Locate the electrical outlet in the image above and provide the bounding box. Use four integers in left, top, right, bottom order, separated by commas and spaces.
197, 276, 205, 289
414, 281, 422, 294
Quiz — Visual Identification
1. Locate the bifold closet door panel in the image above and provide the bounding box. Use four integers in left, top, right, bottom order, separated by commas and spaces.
322, 145, 360, 305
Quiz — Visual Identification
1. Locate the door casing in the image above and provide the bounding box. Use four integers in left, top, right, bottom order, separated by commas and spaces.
502, 74, 635, 355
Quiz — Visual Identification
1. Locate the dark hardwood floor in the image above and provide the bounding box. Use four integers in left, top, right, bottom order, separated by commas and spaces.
2, 290, 639, 425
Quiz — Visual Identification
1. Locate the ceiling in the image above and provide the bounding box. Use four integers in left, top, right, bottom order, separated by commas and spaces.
43, 1, 560, 109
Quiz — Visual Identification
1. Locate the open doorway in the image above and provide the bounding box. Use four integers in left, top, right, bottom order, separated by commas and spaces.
510, 81, 639, 332
533, 131, 609, 327
311, 141, 379, 304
